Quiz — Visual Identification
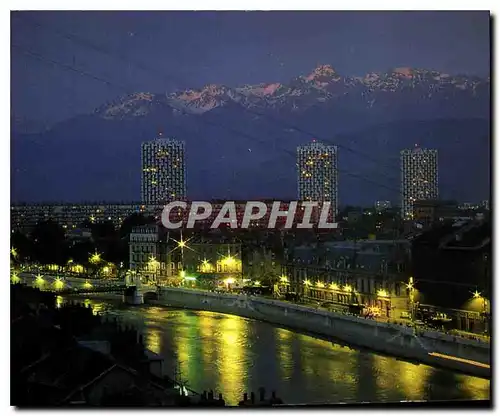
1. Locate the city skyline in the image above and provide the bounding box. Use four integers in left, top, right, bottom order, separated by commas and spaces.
11, 11, 490, 205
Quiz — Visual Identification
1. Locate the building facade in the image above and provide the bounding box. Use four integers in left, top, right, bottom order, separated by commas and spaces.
141, 137, 186, 205
400, 146, 438, 220
129, 224, 173, 281
282, 239, 411, 318
128, 227, 243, 285
411, 220, 491, 334
297, 141, 338, 218
182, 243, 242, 280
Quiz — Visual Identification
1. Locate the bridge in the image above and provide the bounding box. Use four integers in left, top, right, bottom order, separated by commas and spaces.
57, 285, 128, 295
14, 272, 158, 305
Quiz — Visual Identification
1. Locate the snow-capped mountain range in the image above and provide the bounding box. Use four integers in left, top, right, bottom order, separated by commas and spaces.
96, 64, 490, 119
12, 64, 490, 205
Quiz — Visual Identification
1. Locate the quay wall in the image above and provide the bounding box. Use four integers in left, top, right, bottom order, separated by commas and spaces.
16, 274, 490, 379
155, 287, 491, 379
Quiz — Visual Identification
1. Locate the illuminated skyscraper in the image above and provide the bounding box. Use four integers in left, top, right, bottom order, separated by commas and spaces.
141, 137, 186, 204
297, 140, 338, 215
400, 146, 438, 219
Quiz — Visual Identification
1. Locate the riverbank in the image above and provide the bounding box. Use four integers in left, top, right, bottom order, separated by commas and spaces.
73, 288, 490, 380
153, 288, 490, 379
65, 294, 490, 405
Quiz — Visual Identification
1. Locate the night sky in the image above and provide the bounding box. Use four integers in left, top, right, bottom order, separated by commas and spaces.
12, 11, 490, 126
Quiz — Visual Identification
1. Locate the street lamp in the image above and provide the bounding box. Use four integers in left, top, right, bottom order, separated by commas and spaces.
35, 273, 45, 289
148, 255, 160, 283
11, 271, 20, 284
89, 252, 101, 265
472, 290, 489, 335
54, 277, 65, 291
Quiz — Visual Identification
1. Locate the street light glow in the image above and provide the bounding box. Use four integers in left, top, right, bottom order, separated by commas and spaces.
316, 281, 325, 288
11, 272, 20, 284
11, 248, 18, 258
330, 283, 339, 290
89, 252, 101, 264
343, 285, 352, 292
54, 278, 64, 290
377, 289, 389, 298
280, 275, 289, 283
200, 259, 213, 273
303, 279, 311, 286
35, 274, 45, 285
221, 255, 235, 266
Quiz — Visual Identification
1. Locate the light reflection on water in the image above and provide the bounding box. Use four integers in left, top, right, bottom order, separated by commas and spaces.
62, 297, 490, 406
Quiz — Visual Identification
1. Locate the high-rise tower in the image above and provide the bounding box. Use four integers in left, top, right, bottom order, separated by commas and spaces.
400, 146, 438, 219
297, 140, 338, 215
141, 137, 186, 204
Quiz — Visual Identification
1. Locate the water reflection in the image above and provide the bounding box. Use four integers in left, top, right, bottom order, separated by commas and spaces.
145, 327, 162, 355
458, 374, 490, 400
216, 315, 248, 404
198, 312, 217, 368
395, 361, 429, 401
276, 329, 293, 380
171, 311, 194, 386
61, 296, 490, 405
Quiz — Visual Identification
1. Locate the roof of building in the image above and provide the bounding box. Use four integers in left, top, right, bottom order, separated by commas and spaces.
444, 221, 491, 249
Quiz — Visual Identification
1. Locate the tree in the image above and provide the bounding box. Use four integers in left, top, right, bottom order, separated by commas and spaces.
11, 231, 33, 263
68, 240, 96, 265
30, 220, 69, 266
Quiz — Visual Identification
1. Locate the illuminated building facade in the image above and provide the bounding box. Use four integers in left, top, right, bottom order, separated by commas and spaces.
129, 225, 165, 281
400, 146, 438, 219
182, 243, 242, 279
282, 239, 411, 318
297, 141, 338, 218
128, 229, 242, 284
141, 137, 186, 205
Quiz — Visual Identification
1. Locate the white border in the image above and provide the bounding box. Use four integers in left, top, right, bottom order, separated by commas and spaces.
4, 4, 495, 416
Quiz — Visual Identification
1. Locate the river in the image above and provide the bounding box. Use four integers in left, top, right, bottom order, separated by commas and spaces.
61, 296, 490, 406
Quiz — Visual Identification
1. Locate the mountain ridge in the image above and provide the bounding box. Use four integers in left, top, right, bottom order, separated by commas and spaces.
11, 64, 490, 205
92, 64, 490, 121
